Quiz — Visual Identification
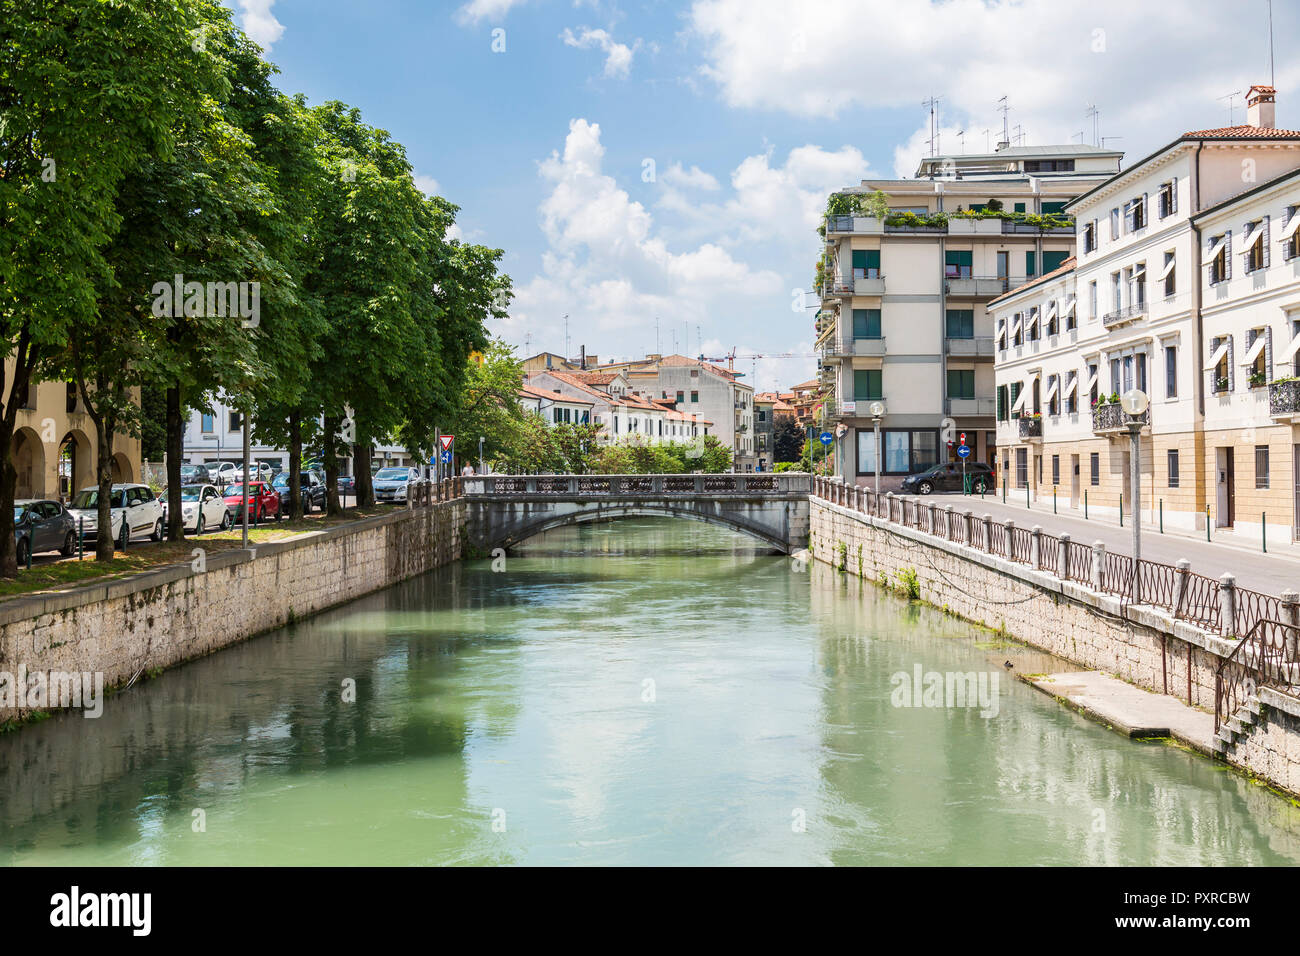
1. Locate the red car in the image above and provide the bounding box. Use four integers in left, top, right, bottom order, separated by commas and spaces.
222, 481, 280, 523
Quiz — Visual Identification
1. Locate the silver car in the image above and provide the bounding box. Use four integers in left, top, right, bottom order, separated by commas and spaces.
372, 466, 421, 502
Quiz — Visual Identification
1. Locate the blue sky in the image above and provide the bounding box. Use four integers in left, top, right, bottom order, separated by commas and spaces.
227, 0, 1297, 391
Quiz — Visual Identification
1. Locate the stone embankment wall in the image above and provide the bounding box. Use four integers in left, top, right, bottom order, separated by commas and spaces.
810, 494, 1300, 796
0, 501, 465, 722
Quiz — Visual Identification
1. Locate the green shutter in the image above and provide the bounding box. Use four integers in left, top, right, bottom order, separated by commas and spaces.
944, 250, 973, 267
945, 309, 973, 338
851, 250, 867, 270
946, 370, 974, 399
1042, 201, 1066, 215
865, 250, 880, 270
854, 369, 881, 400
1026, 252, 1036, 276
854, 309, 881, 338
1042, 250, 1068, 272
1009, 382, 1021, 418
996, 385, 1007, 420
1014, 202, 1026, 213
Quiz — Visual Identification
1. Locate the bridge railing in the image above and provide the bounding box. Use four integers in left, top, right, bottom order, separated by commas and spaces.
406, 477, 465, 508
463, 473, 811, 496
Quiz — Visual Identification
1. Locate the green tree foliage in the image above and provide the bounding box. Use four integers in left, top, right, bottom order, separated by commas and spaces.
773, 416, 803, 462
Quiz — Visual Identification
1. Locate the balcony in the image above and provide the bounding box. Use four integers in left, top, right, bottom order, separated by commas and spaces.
1001, 220, 1075, 236
945, 336, 995, 358
825, 215, 884, 236
1092, 401, 1148, 434
1017, 416, 1042, 440
1270, 379, 1300, 421
822, 273, 886, 297
944, 275, 1021, 297
946, 397, 996, 417
821, 336, 887, 364
1101, 301, 1148, 328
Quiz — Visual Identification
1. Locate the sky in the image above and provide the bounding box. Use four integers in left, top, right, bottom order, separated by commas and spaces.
225, 0, 1297, 392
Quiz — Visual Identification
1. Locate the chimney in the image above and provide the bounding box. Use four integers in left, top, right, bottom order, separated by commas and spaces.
580, 344, 586, 369
1247, 85, 1276, 129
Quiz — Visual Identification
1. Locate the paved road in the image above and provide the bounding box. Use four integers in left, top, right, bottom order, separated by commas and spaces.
911, 491, 1300, 598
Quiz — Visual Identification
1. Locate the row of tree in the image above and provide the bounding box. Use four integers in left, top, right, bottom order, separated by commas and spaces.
0, 0, 510, 572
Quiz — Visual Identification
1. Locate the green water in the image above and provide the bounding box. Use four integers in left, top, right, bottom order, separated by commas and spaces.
3, 517, 1299, 866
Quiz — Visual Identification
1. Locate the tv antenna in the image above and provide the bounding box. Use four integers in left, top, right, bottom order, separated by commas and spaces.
563, 313, 569, 360
997, 96, 1010, 146
923, 96, 941, 157
1085, 104, 1100, 147
1217, 89, 1242, 125
957, 129, 965, 153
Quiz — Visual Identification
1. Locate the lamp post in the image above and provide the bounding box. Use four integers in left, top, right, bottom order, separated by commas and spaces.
1120, 387, 1149, 604
869, 401, 885, 507
479, 436, 485, 476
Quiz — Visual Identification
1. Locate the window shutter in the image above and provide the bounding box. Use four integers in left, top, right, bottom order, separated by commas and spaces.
1224, 230, 1232, 280
1142, 192, 1148, 226
1266, 325, 1274, 381
1170, 178, 1178, 214
1263, 215, 1271, 269
1124, 202, 1134, 233
1227, 335, 1235, 391
1243, 220, 1253, 270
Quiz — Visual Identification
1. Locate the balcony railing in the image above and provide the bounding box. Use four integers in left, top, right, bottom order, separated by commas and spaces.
1269, 379, 1300, 419
1001, 220, 1076, 235
1092, 402, 1148, 433
821, 336, 887, 363
945, 336, 995, 357
944, 275, 1023, 297
825, 215, 884, 236
822, 273, 886, 297
946, 397, 996, 417
1017, 417, 1042, 440
1101, 300, 1148, 327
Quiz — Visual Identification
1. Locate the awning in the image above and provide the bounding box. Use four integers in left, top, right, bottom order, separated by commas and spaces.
1011, 380, 1033, 412
1243, 222, 1264, 251
1280, 212, 1300, 243
1278, 330, 1300, 364
1084, 367, 1098, 393
1010, 315, 1022, 339
1203, 234, 1228, 264
1132, 264, 1146, 281
1159, 256, 1176, 280
996, 318, 1006, 339
1063, 374, 1079, 399
1044, 377, 1059, 403
1044, 300, 1058, 322
1061, 296, 1077, 318
1026, 310, 1039, 333
1204, 339, 1230, 371
1242, 334, 1267, 366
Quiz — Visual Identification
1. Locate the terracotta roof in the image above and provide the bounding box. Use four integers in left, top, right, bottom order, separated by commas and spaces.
519, 383, 594, 405
988, 255, 1077, 307
529, 371, 611, 403
657, 354, 737, 380
569, 372, 619, 385
1180, 124, 1300, 140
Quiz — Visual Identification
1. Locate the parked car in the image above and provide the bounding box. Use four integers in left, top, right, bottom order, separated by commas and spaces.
336, 474, 356, 496
272, 470, 327, 514
900, 461, 996, 495
179, 463, 212, 485
66, 483, 165, 547
178, 484, 232, 534
13, 499, 77, 563
207, 461, 239, 484
221, 480, 280, 522
233, 461, 275, 483
372, 466, 420, 502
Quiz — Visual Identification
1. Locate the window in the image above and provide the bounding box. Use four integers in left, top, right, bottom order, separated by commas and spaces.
947, 369, 975, 400
691, 390, 699, 403
1246, 328, 1269, 385
1256, 445, 1270, 489
1042, 250, 1068, 273
1008, 381, 1021, 418
885, 432, 909, 472
854, 369, 882, 401
1125, 194, 1147, 231
1015, 448, 1028, 488
1111, 271, 1122, 312
1110, 207, 1120, 240
1046, 374, 1059, 415
1157, 179, 1178, 218
1042, 201, 1068, 214
996, 384, 1008, 421
857, 429, 877, 474
1285, 206, 1299, 261
1024, 161, 1075, 174
676, 390, 684, 403
1013, 313, 1023, 347
1026, 251, 1036, 277
1162, 251, 1176, 297
1083, 221, 1097, 254
1013, 202, 1026, 213
945, 309, 974, 339
944, 250, 973, 278
1244, 218, 1268, 273
229, 411, 242, 432
1051, 455, 1060, 485
201, 413, 214, 434
851, 249, 881, 279
1164, 345, 1177, 399
1065, 372, 1078, 414
1087, 362, 1099, 406
861, 430, 938, 475
1168, 449, 1180, 488
1208, 232, 1231, 284
853, 308, 882, 339
1088, 280, 1098, 321
1210, 335, 1231, 393
1090, 452, 1100, 486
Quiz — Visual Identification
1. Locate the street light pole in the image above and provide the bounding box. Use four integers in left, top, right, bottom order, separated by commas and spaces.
241, 404, 250, 550
1120, 388, 1149, 604
869, 402, 885, 513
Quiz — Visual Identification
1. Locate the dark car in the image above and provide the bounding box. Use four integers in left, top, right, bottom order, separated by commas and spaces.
180, 463, 212, 485
14, 499, 77, 563
900, 461, 995, 495
336, 474, 356, 495
273, 470, 327, 514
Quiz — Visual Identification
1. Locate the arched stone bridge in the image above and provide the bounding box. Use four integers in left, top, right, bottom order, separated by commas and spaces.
463, 473, 811, 554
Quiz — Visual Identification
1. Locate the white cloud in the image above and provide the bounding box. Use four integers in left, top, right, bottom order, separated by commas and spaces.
560, 26, 641, 79
237, 0, 283, 51
413, 174, 441, 196
688, 0, 1299, 163
661, 162, 721, 191
456, 0, 526, 25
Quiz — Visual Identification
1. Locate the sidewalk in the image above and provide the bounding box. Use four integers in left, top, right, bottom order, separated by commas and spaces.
914, 490, 1300, 598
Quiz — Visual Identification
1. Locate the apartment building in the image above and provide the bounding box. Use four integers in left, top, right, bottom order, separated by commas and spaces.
518, 383, 594, 424
8, 373, 142, 501
525, 368, 713, 446
994, 85, 1300, 537
587, 354, 756, 470
818, 143, 1121, 488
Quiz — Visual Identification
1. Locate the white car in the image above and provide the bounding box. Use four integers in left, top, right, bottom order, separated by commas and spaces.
207, 461, 239, 483
177, 483, 232, 534
231, 461, 274, 482
66, 483, 164, 547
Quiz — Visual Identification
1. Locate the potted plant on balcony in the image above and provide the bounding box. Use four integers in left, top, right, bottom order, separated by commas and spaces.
1249, 370, 1268, 388
1214, 376, 1229, 392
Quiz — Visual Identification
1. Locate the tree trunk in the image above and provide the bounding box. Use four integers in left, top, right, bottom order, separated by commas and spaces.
166, 384, 184, 540
354, 442, 374, 506
0, 416, 19, 577
93, 414, 115, 561
322, 414, 342, 515
288, 410, 302, 520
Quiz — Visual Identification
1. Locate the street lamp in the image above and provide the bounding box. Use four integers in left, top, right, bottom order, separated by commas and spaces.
1120, 387, 1149, 603
869, 401, 885, 512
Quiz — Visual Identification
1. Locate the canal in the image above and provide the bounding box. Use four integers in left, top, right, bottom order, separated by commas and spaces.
2, 517, 1299, 865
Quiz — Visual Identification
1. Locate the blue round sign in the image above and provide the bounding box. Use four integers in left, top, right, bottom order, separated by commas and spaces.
957, 445, 971, 459
819, 431, 834, 446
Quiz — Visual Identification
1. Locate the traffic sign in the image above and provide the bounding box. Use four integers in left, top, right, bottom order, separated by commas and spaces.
438, 434, 454, 452
957, 445, 971, 459
959, 432, 966, 443
819, 431, 834, 446
440, 450, 452, 464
